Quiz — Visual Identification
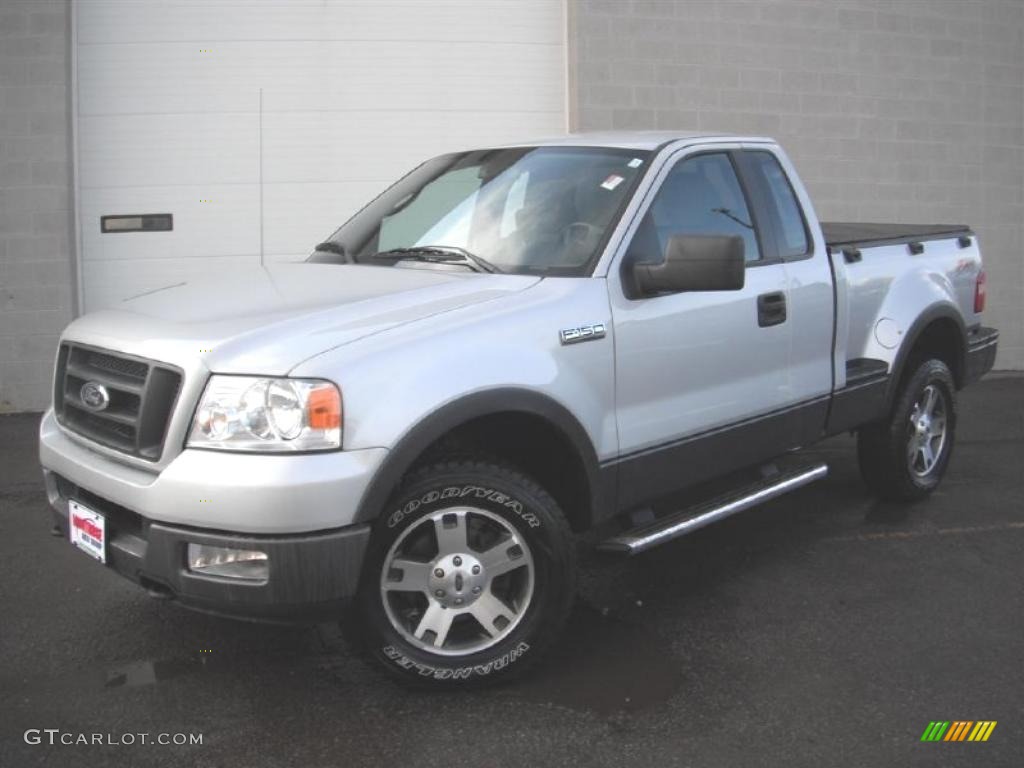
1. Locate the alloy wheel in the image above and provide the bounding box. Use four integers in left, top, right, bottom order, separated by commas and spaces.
907, 383, 948, 477
379, 507, 535, 656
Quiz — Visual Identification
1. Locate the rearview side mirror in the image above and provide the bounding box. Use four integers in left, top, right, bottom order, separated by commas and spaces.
631, 234, 745, 296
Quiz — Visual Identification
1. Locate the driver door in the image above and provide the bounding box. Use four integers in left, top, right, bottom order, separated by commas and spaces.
608, 148, 794, 509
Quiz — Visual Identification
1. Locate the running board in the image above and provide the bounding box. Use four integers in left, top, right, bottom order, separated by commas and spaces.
597, 462, 828, 555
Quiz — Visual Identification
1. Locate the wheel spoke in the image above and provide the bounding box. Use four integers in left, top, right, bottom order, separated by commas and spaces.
917, 442, 933, 473
921, 440, 936, 470
385, 558, 432, 592
434, 511, 468, 556
922, 386, 938, 417
469, 591, 514, 637
478, 538, 527, 579
907, 438, 919, 465
414, 602, 455, 647
929, 416, 946, 437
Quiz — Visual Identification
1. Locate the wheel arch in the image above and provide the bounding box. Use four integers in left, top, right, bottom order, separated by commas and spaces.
886, 303, 968, 409
352, 388, 611, 532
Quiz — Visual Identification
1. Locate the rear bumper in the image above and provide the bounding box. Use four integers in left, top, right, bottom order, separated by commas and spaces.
45, 470, 370, 621
964, 326, 998, 385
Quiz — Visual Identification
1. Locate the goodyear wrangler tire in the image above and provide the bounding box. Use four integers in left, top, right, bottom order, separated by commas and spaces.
857, 359, 957, 502
355, 459, 576, 687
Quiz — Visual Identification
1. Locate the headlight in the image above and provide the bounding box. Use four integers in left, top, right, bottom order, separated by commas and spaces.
187, 376, 341, 452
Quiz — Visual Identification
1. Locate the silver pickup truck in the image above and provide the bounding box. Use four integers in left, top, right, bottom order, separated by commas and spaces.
39, 131, 998, 685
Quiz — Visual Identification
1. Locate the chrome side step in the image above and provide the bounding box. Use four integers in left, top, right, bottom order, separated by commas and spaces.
597, 462, 828, 555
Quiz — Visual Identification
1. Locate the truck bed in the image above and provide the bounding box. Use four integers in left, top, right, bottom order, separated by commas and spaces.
822, 222, 971, 249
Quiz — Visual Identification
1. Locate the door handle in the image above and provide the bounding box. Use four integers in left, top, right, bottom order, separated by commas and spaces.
757, 291, 787, 327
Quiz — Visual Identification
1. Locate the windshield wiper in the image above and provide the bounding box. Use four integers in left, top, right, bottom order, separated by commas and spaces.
311, 241, 356, 264
313, 240, 348, 257
370, 246, 502, 274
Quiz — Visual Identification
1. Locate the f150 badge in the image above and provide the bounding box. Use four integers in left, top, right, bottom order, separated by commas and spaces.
560, 323, 607, 345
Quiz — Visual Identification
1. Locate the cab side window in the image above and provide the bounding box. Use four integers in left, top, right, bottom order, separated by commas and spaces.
626, 153, 761, 266
739, 151, 810, 259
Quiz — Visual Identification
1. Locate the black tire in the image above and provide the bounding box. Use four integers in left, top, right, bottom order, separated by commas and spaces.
353, 459, 576, 687
857, 358, 958, 501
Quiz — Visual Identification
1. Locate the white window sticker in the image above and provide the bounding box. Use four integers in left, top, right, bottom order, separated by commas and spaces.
600, 174, 625, 191
627, 158, 644, 168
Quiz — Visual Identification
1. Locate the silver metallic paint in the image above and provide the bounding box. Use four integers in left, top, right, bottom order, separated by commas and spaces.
39, 133, 983, 537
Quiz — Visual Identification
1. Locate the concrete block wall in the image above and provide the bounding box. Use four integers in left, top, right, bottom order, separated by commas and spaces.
0, 0, 74, 411
572, 0, 1024, 369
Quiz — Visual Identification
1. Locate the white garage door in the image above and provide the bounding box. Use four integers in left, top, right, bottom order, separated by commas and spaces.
74, 0, 567, 311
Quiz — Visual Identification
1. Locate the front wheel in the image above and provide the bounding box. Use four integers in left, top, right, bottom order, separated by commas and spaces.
354, 459, 576, 687
857, 358, 958, 501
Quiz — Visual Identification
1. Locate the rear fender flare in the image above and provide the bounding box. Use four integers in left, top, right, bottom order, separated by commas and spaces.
884, 303, 967, 408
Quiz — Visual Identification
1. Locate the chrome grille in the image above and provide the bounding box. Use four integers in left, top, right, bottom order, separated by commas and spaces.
54, 343, 183, 461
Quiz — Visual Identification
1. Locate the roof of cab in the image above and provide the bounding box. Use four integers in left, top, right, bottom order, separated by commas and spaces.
495, 130, 776, 151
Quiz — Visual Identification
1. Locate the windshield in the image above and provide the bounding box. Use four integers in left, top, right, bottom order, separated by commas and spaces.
309, 146, 651, 276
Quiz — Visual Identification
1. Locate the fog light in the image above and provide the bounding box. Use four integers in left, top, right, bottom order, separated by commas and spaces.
187, 544, 268, 581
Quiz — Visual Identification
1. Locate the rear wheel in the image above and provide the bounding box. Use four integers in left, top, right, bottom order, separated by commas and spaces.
354, 459, 575, 687
857, 358, 957, 501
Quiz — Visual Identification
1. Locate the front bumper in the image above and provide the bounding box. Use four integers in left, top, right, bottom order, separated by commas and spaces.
39, 410, 387, 620
46, 471, 370, 620
39, 410, 387, 533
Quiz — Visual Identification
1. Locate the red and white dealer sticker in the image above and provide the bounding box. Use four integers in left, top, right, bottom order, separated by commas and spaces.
69, 500, 106, 564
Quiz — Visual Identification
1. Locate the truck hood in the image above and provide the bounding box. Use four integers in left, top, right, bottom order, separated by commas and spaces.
62, 264, 540, 375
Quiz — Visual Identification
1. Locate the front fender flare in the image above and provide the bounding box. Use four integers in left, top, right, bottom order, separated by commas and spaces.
352, 388, 608, 526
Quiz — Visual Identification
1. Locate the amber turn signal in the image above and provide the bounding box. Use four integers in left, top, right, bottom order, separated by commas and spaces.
307, 384, 342, 431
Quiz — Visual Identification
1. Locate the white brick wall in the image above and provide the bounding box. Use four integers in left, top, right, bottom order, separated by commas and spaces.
0, 0, 74, 412
573, 0, 1024, 369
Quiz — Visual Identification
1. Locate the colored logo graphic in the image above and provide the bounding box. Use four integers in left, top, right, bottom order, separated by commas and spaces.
921, 721, 997, 742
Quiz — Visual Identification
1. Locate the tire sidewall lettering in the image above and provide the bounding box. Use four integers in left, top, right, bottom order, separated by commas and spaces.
382, 642, 530, 679
386, 484, 541, 530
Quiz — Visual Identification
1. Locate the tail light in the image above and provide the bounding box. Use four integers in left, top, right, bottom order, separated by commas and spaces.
974, 270, 987, 313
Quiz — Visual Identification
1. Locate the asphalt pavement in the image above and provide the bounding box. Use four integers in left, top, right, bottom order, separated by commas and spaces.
1, 375, 1021, 767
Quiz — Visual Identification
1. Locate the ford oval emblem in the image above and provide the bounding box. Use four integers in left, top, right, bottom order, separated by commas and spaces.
80, 381, 111, 412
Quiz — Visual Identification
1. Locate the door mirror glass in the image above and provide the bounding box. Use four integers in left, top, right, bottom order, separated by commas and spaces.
632, 234, 746, 295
